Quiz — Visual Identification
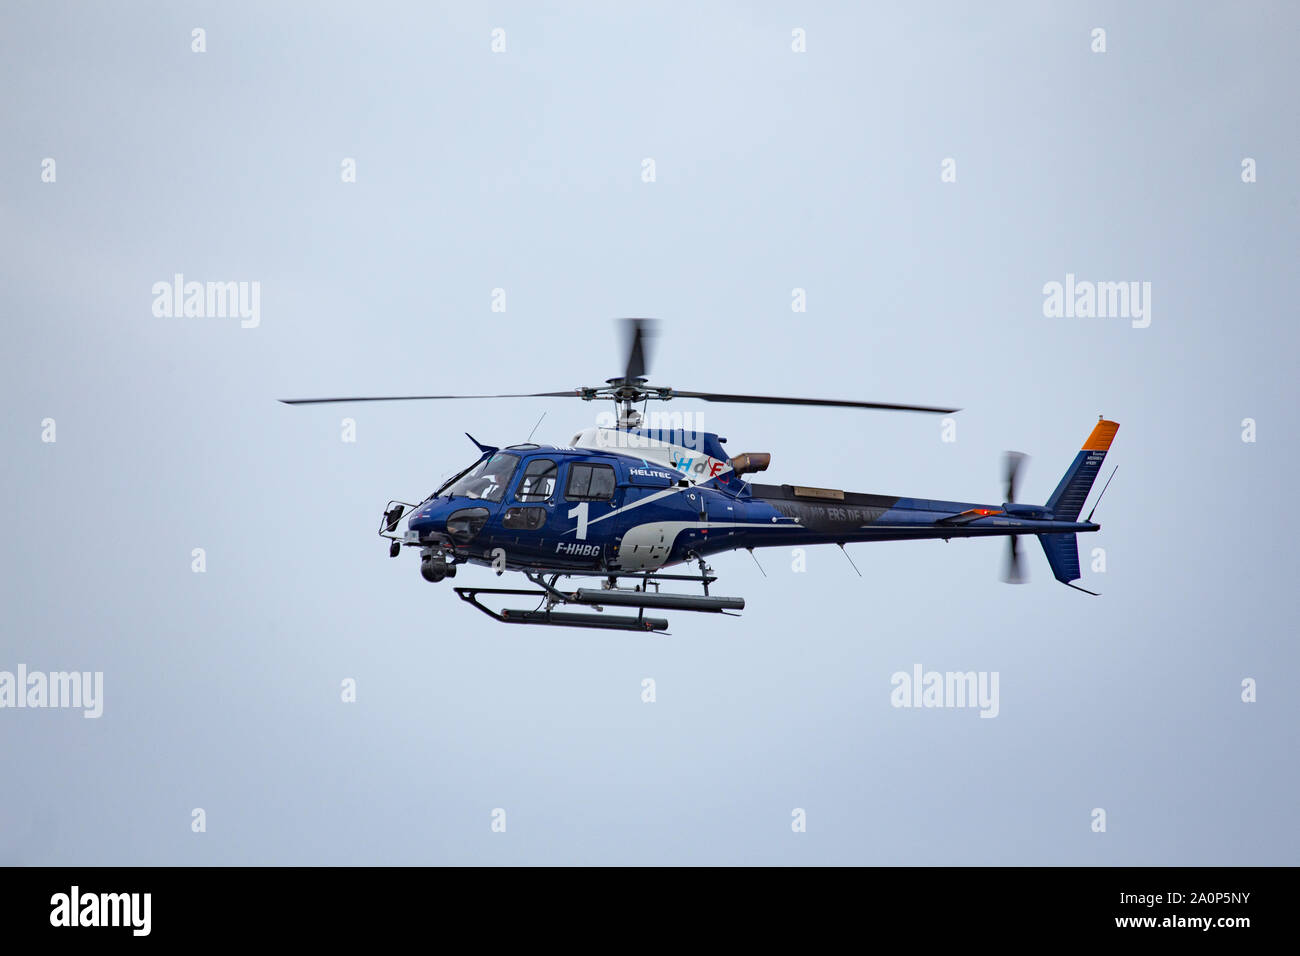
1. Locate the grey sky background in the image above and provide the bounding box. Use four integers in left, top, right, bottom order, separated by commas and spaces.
2, 1, 1297, 865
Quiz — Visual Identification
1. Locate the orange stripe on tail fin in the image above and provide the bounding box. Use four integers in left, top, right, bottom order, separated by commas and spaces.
1082, 419, 1120, 452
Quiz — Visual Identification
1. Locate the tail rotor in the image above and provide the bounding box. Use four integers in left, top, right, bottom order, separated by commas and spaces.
1001, 451, 1029, 584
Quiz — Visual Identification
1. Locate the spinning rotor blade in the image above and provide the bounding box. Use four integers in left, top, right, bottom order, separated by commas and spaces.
1000, 453, 1029, 583
667, 390, 958, 414
1003, 451, 1028, 503
1002, 535, 1026, 584
279, 391, 581, 406
619, 317, 657, 382
281, 319, 958, 415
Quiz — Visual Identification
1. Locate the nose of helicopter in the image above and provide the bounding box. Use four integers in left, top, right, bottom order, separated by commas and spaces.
407, 500, 492, 544
407, 502, 444, 535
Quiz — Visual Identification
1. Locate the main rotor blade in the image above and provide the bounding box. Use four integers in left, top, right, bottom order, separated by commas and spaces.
668, 390, 958, 414
279, 391, 580, 406
619, 317, 657, 382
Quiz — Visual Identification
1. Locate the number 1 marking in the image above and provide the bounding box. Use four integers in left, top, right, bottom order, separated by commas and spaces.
568, 501, 589, 540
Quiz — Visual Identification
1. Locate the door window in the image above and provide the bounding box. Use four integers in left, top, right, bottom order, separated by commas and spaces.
502, 507, 547, 531
515, 458, 558, 502
565, 463, 616, 501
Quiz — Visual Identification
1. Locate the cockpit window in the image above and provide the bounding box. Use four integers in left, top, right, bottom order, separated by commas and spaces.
444, 453, 519, 503
515, 458, 558, 502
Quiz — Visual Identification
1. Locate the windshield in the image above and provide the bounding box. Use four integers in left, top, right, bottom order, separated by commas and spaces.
443, 453, 519, 503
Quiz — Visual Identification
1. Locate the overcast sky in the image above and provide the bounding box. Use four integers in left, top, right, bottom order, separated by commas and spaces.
2, 1, 1297, 864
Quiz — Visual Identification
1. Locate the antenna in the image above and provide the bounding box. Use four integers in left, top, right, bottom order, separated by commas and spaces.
837, 543, 863, 577
525, 412, 546, 443
1086, 465, 1118, 522
747, 547, 767, 578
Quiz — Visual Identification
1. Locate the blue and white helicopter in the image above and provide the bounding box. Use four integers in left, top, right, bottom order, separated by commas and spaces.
282, 321, 1118, 631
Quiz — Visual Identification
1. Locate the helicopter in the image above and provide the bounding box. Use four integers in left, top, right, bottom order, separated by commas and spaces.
281, 320, 1119, 632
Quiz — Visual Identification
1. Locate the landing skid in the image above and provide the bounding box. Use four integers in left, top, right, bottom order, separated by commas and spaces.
453, 559, 744, 632
454, 587, 671, 632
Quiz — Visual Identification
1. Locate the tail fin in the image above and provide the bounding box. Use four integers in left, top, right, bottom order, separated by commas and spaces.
1039, 532, 1082, 585
1038, 419, 1119, 594
1046, 419, 1120, 521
